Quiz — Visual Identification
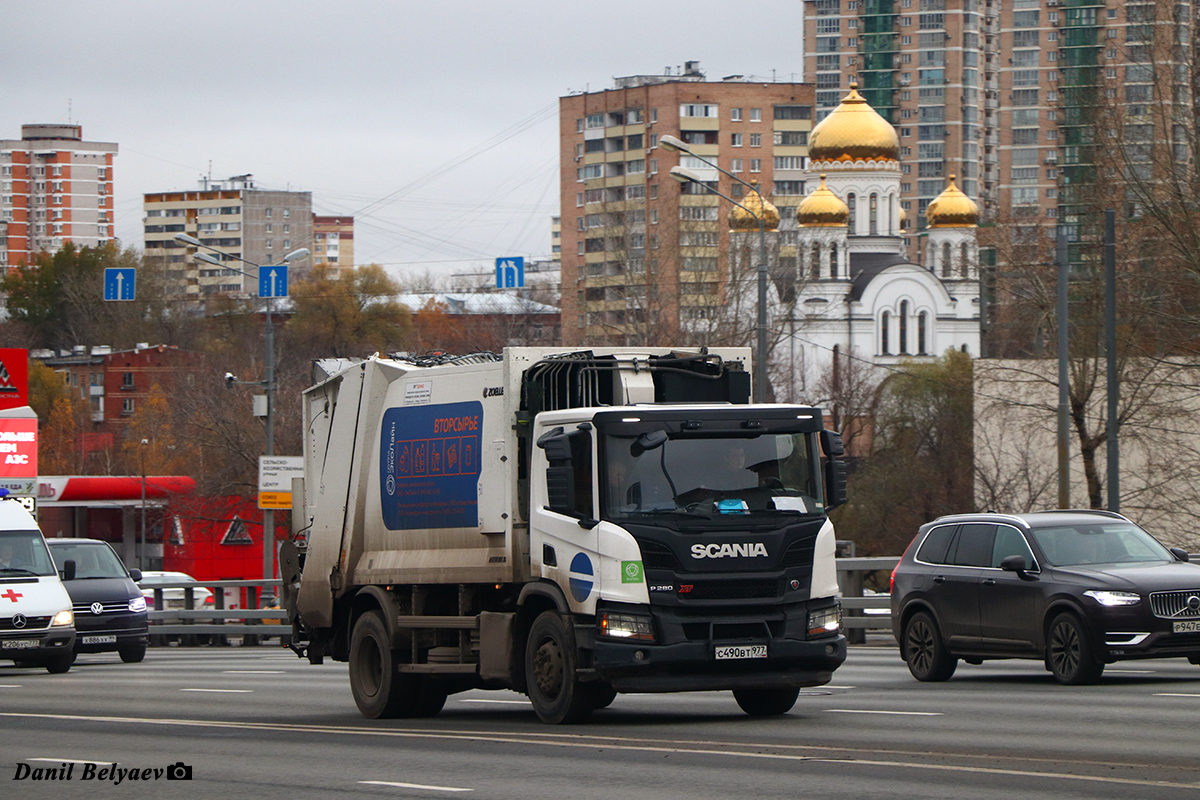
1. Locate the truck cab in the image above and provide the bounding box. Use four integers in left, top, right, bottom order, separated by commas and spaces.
527, 404, 846, 718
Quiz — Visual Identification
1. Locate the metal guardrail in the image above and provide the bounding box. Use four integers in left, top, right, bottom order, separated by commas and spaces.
144, 579, 287, 645
147, 558, 902, 645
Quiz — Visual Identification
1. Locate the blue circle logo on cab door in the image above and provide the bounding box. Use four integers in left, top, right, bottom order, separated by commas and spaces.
568, 553, 594, 603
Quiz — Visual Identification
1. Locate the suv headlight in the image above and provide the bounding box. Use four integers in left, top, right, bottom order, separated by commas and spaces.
598, 611, 655, 642
51, 609, 74, 627
808, 604, 841, 637
127, 596, 147, 613
1084, 590, 1141, 607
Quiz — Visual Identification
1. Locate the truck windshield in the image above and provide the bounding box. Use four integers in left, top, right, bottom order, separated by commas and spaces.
0, 530, 58, 577
603, 433, 821, 519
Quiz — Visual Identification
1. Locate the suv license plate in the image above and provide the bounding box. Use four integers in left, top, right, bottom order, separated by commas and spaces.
1173, 621, 1200, 634
2, 639, 39, 650
80, 635, 117, 645
715, 644, 767, 660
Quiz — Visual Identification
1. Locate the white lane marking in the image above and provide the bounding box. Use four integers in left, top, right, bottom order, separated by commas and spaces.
458, 699, 530, 705
180, 688, 254, 693
1106, 669, 1154, 674
827, 709, 943, 717
359, 780, 472, 792
25, 758, 107, 765
825, 685, 856, 690
1154, 692, 1200, 698
2, 712, 1192, 791
0, 684, 22, 688
222, 670, 286, 674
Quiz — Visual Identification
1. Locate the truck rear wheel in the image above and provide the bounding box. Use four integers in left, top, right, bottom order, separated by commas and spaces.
733, 687, 799, 716
525, 611, 592, 724
350, 610, 429, 718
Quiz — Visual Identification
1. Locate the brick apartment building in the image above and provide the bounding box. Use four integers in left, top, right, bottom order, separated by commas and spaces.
0, 124, 117, 269
559, 62, 815, 343
143, 174, 312, 297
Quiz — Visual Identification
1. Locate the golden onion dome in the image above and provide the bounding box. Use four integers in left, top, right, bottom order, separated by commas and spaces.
796, 174, 849, 227
808, 82, 900, 164
729, 182, 780, 232
925, 175, 979, 228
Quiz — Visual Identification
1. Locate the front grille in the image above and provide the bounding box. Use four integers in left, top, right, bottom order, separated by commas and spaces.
72, 601, 131, 615
0, 616, 52, 631
682, 579, 780, 600
1149, 590, 1200, 619
638, 540, 681, 571
781, 537, 815, 568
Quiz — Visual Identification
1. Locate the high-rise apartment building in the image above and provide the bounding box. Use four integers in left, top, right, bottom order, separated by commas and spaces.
803, 0, 1192, 256
559, 63, 814, 343
312, 215, 354, 277
143, 175, 312, 297
0, 124, 117, 269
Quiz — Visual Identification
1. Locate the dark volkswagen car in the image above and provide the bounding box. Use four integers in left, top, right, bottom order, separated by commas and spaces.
890, 510, 1200, 684
46, 539, 148, 663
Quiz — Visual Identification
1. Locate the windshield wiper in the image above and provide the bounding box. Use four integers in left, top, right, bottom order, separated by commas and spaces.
0, 567, 39, 577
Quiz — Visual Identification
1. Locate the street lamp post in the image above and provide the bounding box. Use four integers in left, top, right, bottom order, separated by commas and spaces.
174, 233, 309, 584
139, 438, 148, 569
659, 134, 775, 402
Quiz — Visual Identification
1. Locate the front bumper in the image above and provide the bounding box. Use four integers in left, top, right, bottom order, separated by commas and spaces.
1089, 604, 1200, 661
587, 599, 847, 692
0, 627, 76, 661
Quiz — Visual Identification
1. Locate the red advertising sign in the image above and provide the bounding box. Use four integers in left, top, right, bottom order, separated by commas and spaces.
0, 349, 29, 411
0, 418, 37, 478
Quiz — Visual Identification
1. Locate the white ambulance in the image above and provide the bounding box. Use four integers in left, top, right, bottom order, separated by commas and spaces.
0, 490, 75, 673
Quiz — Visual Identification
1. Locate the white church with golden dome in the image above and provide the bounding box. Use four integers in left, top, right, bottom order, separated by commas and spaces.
771, 83, 980, 402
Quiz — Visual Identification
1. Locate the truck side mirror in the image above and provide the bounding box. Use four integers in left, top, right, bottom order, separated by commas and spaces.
820, 429, 845, 457
824, 459, 847, 510
61, 559, 76, 582
820, 430, 847, 509
1171, 547, 1190, 562
128, 567, 143, 582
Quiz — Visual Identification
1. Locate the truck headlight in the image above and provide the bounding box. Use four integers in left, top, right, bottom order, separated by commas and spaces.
808, 605, 840, 637
599, 611, 656, 642
1084, 590, 1141, 607
51, 609, 74, 627
127, 596, 147, 613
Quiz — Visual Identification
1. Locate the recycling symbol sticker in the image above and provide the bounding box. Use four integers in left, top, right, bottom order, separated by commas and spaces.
621, 560, 644, 584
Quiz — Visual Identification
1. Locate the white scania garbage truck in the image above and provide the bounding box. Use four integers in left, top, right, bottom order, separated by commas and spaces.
283, 347, 848, 723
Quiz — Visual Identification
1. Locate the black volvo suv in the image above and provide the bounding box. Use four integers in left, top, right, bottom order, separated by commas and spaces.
890, 510, 1200, 684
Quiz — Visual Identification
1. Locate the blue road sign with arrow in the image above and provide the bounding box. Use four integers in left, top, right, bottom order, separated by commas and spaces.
104, 268, 136, 300
259, 265, 288, 298
495, 257, 524, 289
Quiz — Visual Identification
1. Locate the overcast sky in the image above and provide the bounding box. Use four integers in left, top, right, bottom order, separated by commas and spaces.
4, 1, 806, 284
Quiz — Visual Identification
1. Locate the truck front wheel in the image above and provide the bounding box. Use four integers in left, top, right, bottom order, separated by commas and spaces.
351, 610, 440, 718
733, 687, 799, 716
525, 611, 592, 724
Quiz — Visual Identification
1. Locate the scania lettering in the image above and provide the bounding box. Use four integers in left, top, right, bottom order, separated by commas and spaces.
691, 543, 770, 559
283, 347, 848, 724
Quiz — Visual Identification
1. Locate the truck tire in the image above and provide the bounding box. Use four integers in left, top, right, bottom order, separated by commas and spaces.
588, 683, 618, 710
525, 611, 592, 724
733, 687, 799, 716
350, 610, 417, 718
